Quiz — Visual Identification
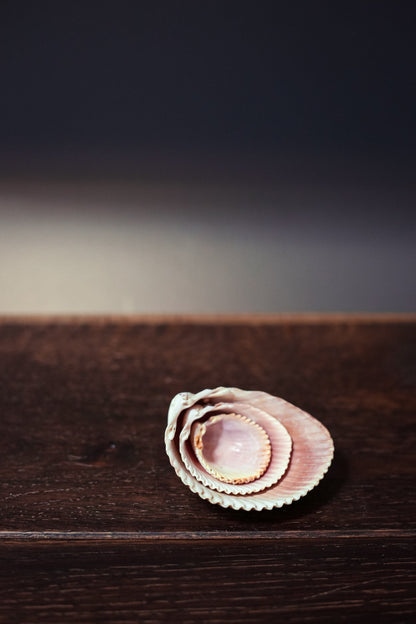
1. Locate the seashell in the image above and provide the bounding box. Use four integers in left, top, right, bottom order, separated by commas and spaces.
191, 412, 272, 485
165, 387, 334, 511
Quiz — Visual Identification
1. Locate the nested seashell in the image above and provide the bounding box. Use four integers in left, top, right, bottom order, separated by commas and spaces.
191, 412, 271, 484
165, 387, 334, 511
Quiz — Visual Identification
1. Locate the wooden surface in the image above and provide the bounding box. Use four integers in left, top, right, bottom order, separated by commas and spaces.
0, 316, 415, 622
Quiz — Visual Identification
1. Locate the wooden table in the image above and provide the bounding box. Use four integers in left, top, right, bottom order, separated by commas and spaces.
0, 316, 415, 623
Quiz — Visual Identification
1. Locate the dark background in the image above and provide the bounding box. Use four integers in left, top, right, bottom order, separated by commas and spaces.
0, 1, 415, 313
1, 0, 415, 156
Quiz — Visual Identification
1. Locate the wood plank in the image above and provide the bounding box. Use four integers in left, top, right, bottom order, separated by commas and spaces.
0, 320, 415, 532
0, 538, 414, 623
1, 529, 415, 540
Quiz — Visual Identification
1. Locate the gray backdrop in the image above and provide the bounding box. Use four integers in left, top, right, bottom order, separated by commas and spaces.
1, 3, 414, 313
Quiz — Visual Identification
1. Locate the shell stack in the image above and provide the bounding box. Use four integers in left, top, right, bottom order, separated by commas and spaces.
165, 387, 334, 511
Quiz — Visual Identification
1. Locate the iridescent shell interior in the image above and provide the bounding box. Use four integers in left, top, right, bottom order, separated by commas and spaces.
165, 387, 334, 511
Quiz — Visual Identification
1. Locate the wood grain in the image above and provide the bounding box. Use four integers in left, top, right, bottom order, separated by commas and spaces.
0, 538, 414, 623
0, 318, 415, 622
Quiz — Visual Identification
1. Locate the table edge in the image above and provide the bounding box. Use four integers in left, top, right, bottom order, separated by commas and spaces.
0, 313, 415, 325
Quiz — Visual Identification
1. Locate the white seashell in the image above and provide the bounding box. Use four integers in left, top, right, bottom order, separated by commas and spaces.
165, 387, 334, 511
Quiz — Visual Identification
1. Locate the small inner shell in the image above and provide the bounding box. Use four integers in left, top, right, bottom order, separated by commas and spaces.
191, 413, 271, 484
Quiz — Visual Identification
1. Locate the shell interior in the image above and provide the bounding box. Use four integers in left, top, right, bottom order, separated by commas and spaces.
191, 413, 271, 485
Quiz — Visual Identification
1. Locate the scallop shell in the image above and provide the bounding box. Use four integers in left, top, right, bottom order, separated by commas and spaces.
191, 412, 272, 485
165, 387, 334, 511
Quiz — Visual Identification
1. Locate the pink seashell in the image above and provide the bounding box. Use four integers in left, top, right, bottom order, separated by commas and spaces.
165, 387, 334, 511
178, 401, 292, 496
191, 412, 272, 485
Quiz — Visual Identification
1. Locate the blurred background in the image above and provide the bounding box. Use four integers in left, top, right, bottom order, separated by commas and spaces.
0, 1, 415, 314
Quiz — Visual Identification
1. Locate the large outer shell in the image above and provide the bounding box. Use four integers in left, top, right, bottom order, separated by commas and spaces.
165, 387, 334, 511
